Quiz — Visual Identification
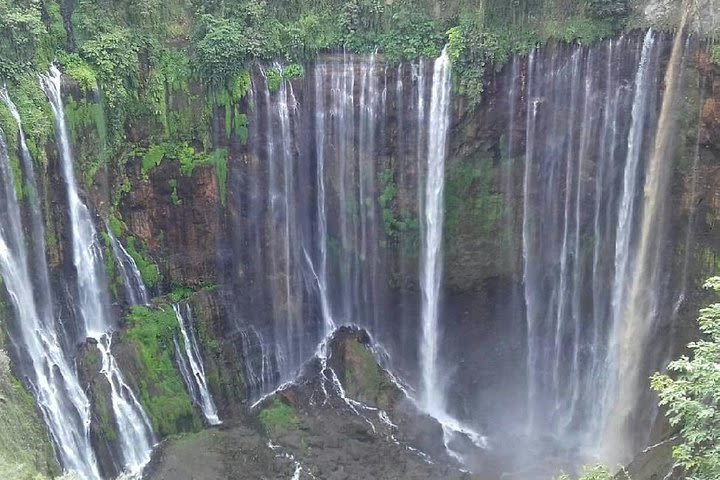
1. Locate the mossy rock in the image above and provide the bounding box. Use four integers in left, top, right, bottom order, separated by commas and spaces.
0, 350, 58, 479
122, 305, 202, 437
330, 328, 403, 412
259, 396, 300, 433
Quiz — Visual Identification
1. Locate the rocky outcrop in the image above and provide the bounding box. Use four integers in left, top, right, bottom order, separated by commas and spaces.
151, 326, 477, 480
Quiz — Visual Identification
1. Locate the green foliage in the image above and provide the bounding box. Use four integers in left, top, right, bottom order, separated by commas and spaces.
139, 141, 228, 204
0, 349, 57, 479
0, 0, 47, 79
0, 75, 53, 166
63, 96, 108, 186
142, 144, 167, 176
259, 397, 299, 432
265, 64, 303, 93
651, 277, 720, 480
376, 5, 442, 64
541, 16, 614, 45
194, 15, 251, 86
108, 213, 126, 238
58, 54, 98, 93
78, 27, 139, 110
711, 45, 720, 66
125, 305, 201, 437
555, 465, 617, 480
126, 236, 161, 288
168, 285, 193, 303
169, 179, 182, 206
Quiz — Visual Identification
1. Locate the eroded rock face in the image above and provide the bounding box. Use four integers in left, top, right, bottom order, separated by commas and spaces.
186, 289, 247, 418
121, 161, 223, 288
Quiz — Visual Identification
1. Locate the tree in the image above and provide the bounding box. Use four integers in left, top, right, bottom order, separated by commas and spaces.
650, 277, 720, 480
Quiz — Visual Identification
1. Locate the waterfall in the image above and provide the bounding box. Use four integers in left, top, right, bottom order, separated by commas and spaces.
521, 30, 669, 460
40, 66, 155, 476
107, 228, 150, 306
312, 60, 335, 335
607, 9, 690, 462
0, 119, 100, 477
0, 89, 55, 320
172, 303, 221, 425
419, 46, 452, 414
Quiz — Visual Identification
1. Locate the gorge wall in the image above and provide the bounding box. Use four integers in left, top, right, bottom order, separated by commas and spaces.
1, 3, 720, 478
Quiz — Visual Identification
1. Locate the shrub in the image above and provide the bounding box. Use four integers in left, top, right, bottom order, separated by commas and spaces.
650, 277, 720, 479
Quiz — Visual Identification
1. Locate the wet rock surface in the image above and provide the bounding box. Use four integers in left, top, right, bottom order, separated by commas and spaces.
145, 327, 476, 480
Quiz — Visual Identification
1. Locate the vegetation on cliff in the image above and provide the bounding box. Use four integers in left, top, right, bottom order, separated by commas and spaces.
0, 350, 58, 480
0, 304, 57, 479
125, 305, 202, 437
0, 0, 634, 171
259, 397, 300, 432
651, 277, 720, 479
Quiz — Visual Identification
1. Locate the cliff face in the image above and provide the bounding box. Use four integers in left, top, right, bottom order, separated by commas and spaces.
1, 23, 720, 478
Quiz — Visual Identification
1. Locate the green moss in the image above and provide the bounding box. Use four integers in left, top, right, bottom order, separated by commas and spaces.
0, 74, 53, 166
142, 144, 167, 177
63, 96, 108, 187
712, 45, 720, 66
0, 351, 57, 479
58, 53, 98, 93
100, 231, 122, 300
126, 236, 161, 288
377, 168, 420, 246
169, 179, 182, 206
259, 397, 299, 432
125, 305, 201, 437
108, 213, 126, 238
344, 340, 382, 402
444, 155, 504, 240
94, 388, 117, 443
168, 285, 193, 303
195, 313, 220, 359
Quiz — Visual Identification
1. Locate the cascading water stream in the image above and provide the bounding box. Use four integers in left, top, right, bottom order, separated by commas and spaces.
172, 303, 221, 425
40, 65, 155, 476
419, 46, 452, 414
107, 228, 150, 306
521, 29, 675, 463
0, 119, 100, 478
607, 7, 690, 462
416, 47, 487, 461
0, 88, 55, 318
